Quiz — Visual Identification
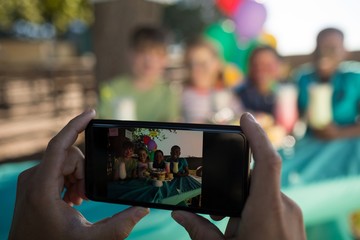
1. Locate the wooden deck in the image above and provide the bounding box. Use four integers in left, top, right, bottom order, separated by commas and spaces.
0, 60, 97, 162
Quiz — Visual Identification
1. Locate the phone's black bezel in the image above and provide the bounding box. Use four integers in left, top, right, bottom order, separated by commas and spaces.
85, 119, 251, 217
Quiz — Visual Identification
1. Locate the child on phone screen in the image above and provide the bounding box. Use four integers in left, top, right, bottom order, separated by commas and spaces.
153, 150, 166, 169
167, 145, 189, 177
137, 147, 149, 178
113, 141, 137, 180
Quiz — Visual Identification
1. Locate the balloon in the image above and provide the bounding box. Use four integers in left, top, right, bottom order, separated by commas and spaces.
143, 135, 150, 144
149, 151, 155, 161
204, 20, 238, 62
234, 0, 267, 40
223, 63, 244, 87
216, 0, 243, 16
259, 32, 277, 49
231, 39, 260, 74
147, 140, 157, 151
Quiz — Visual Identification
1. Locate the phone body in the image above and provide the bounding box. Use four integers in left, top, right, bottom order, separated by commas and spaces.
85, 119, 251, 217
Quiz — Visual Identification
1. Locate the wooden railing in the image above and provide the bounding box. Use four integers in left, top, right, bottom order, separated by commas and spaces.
0, 58, 97, 162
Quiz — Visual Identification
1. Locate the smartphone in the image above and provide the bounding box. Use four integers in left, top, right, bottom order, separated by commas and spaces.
85, 119, 251, 217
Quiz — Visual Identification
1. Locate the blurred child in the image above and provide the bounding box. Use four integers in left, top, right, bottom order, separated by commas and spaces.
235, 45, 283, 115
98, 26, 179, 122
153, 149, 165, 169
113, 141, 137, 180
297, 27, 360, 137
280, 28, 360, 187
137, 147, 149, 178
182, 37, 240, 123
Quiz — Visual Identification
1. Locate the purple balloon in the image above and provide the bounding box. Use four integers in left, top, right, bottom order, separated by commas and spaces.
147, 139, 157, 151
234, 0, 267, 40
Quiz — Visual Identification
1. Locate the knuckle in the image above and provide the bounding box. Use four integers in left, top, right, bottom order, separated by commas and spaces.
46, 136, 59, 151
17, 167, 36, 190
115, 216, 137, 239
116, 225, 132, 240
282, 193, 304, 221
268, 152, 282, 171
292, 203, 304, 222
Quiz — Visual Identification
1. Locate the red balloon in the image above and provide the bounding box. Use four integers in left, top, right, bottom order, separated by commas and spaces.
216, 0, 243, 16
143, 135, 150, 144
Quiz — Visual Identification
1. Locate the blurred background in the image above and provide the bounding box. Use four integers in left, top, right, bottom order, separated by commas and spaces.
1, 0, 360, 239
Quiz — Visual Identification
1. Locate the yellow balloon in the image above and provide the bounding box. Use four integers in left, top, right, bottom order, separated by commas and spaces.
223, 63, 244, 88
259, 32, 277, 49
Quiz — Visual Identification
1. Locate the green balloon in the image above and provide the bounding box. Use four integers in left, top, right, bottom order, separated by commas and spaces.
204, 20, 260, 74
149, 151, 155, 162
204, 20, 238, 62
231, 39, 260, 75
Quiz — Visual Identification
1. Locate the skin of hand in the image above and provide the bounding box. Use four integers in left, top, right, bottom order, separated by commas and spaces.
171, 113, 306, 240
313, 123, 360, 140
9, 110, 149, 240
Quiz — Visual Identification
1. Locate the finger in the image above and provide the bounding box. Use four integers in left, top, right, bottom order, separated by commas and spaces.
281, 192, 303, 218
240, 113, 282, 197
76, 178, 87, 200
70, 186, 83, 206
281, 192, 306, 240
63, 146, 85, 178
41, 109, 95, 177
224, 217, 241, 238
91, 207, 149, 239
171, 211, 224, 240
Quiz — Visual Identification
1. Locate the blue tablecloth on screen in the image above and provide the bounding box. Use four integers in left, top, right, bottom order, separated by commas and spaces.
108, 176, 201, 205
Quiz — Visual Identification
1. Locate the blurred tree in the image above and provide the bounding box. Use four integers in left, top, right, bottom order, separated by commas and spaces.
162, 1, 223, 42
0, 0, 93, 35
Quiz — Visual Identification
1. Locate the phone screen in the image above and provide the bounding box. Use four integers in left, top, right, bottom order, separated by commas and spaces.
85, 120, 250, 216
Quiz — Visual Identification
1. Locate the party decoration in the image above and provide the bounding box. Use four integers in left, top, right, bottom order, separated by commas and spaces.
232, 39, 260, 74
216, 0, 243, 17
259, 31, 277, 49
223, 63, 244, 87
149, 151, 155, 161
143, 135, 150, 144
147, 139, 157, 151
234, 0, 267, 40
204, 20, 238, 62
149, 131, 158, 138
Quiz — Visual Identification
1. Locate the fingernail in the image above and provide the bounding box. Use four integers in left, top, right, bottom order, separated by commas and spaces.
135, 207, 149, 219
87, 108, 96, 115
171, 211, 184, 225
245, 112, 257, 122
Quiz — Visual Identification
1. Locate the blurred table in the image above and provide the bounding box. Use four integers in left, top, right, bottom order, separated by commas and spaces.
3, 161, 360, 239
283, 177, 360, 240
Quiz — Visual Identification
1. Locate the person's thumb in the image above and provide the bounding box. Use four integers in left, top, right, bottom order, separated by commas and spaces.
91, 207, 149, 239
172, 211, 224, 240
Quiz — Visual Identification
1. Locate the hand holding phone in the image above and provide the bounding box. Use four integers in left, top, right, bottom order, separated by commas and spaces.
10, 110, 305, 240
9, 110, 149, 240
172, 113, 306, 240
85, 119, 251, 217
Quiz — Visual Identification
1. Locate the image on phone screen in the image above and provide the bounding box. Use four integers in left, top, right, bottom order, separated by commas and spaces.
86, 121, 250, 216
